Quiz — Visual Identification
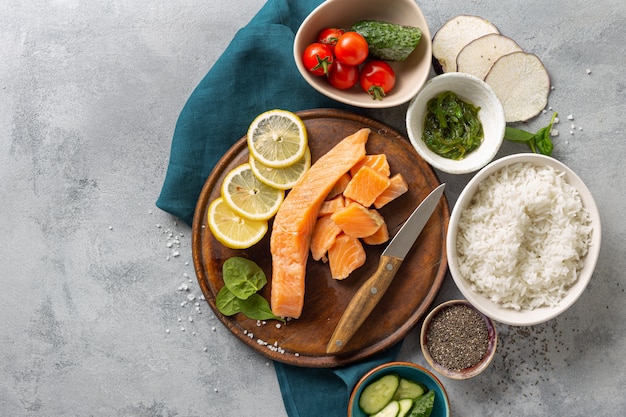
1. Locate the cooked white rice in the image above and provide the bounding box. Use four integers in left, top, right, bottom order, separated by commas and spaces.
456, 162, 592, 310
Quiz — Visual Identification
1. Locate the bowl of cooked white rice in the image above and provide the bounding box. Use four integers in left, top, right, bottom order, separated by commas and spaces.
447, 153, 601, 326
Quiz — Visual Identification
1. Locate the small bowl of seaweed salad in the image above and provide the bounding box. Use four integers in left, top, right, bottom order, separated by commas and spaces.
348, 361, 450, 417
420, 300, 497, 380
406, 72, 505, 174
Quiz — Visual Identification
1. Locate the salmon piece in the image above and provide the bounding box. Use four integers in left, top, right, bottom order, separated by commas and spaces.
310, 215, 342, 262
328, 234, 366, 280
270, 128, 369, 318
331, 202, 385, 239
327, 172, 352, 200
374, 173, 409, 209
350, 154, 391, 177
362, 220, 390, 245
343, 165, 391, 207
318, 195, 345, 217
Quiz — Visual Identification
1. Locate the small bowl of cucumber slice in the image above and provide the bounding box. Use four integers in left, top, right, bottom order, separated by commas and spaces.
348, 362, 450, 417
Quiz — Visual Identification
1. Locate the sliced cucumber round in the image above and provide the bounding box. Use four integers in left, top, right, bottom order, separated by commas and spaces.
358, 373, 400, 415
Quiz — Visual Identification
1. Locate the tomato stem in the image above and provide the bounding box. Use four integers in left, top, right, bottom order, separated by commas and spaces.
312, 55, 333, 76
367, 85, 386, 101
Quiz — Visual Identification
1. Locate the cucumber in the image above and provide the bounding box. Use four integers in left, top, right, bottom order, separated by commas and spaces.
397, 398, 414, 417
370, 400, 400, 417
359, 373, 400, 415
392, 378, 427, 401
350, 20, 422, 62
407, 390, 435, 417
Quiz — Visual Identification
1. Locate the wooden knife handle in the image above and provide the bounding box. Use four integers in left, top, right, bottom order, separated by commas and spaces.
326, 254, 404, 354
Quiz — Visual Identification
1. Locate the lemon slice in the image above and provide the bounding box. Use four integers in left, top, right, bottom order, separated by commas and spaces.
221, 163, 284, 221
207, 197, 268, 249
247, 109, 308, 168
249, 146, 311, 190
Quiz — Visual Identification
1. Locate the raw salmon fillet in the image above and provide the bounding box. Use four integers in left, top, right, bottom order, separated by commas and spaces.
350, 154, 390, 177
362, 216, 390, 245
343, 165, 391, 207
270, 128, 369, 318
328, 234, 366, 280
327, 172, 351, 200
310, 215, 342, 262
331, 202, 385, 239
374, 173, 409, 209
318, 195, 345, 217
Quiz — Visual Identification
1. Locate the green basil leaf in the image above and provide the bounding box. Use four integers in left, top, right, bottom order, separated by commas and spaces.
222, 257, 267, 300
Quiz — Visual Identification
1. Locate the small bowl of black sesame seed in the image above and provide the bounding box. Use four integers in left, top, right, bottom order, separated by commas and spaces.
420, 299, 497, 379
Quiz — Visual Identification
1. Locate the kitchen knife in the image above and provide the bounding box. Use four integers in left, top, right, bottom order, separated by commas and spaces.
326, 183, 446, 354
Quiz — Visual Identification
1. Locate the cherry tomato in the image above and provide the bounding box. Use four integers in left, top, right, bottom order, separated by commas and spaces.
360, 60, 396, 100
334, 31, 369, 66
317, 27, 345, 52
302, 43, 334, 76
328, 61, 359, 90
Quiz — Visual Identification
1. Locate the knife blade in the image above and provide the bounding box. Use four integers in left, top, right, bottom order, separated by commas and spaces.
326, 183, 445, 354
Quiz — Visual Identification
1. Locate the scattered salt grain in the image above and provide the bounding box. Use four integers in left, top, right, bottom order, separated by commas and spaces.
586, 68, 592, 74
165, 329, 170, 334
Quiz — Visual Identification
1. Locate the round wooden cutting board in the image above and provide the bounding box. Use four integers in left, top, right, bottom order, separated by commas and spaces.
192, 109, 449, 368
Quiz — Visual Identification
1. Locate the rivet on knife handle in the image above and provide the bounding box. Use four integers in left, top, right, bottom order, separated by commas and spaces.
326, 254, 403, 354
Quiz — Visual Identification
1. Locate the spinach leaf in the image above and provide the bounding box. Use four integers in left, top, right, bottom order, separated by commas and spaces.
504, 112, 557, 156
222, 256, 267, 300
215, 286, 241, 316
215, 257, 283, 323
239, 294, 286, 323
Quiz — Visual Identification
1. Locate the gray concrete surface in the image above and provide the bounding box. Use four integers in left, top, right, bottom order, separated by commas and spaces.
1, 0, 624, 416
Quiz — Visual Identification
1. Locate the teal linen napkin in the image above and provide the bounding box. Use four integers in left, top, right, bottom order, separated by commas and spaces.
156, 0, 347, 225
156, 0, 402, 415
275, 341, 403, 417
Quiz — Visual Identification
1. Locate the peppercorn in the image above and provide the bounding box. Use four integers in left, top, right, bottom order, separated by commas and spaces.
426, 304, 489, 371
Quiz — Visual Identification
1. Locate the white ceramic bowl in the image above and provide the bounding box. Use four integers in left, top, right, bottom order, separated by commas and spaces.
447, 153, 602, 326
293, 0, 432, 108
406, 72, 505, 174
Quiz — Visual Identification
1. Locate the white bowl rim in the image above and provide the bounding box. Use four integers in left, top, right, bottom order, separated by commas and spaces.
406, 72, 506, 174
446, 153, 602, 326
